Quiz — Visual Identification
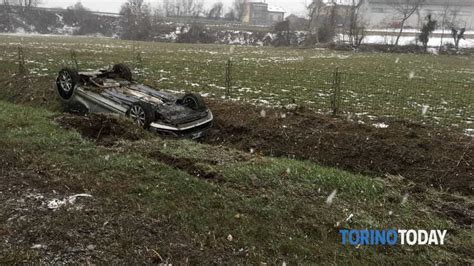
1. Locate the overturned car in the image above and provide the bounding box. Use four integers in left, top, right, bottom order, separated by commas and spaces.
55, 64, 213, 139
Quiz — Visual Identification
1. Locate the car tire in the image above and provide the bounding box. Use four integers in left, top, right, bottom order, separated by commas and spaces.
128, 102, 155, 129
181, 93, 206, 111
113, 63, 133, 81
56, 68, 80, 101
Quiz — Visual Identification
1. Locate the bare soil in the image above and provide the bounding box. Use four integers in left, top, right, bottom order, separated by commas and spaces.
53, 99, 473, 196
50, 100, 473, 225
55, 114, 151, 146
202, 99, 473, 196
148, 150, 224, 181
0, 141, 193, 264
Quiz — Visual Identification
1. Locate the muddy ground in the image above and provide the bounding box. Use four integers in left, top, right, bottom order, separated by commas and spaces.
53, 100, 473, 226
53, 99, 473, 196
55, 114, 151, 146
202, 99, 473, 196
53, 98, 473, 195
3, 75, 473, 197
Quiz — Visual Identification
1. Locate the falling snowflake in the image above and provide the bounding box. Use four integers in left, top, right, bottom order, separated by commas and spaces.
326, 189, 337, 205
260, 110, 266, 118
421, 105, 429, 115
401, 193, 409, 205
395, 57, 400, 64
409, 71, 415, 79
345, 213, 354, 222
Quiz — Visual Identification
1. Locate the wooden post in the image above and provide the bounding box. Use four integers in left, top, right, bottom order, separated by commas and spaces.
225, 58, 233, 97
18, 46, 27, 75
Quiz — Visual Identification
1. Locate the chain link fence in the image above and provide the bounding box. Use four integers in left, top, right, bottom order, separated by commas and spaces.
325, 69, 473, 130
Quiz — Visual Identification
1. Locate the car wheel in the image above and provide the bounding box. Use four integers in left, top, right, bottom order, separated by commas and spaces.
113, 63, 133, 81
128, 102, 155, 129
182, 93, 206, 111
56, 68, 79, 101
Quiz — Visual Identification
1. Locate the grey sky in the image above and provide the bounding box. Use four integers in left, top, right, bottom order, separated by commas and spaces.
40, 0, 308, 16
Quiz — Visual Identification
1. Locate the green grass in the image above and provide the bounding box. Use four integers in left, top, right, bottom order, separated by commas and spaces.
0, 34, 472, 130
0, 100, 472, 264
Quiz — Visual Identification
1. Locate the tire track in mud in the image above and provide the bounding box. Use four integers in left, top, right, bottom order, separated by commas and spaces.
148, 151, 224, 181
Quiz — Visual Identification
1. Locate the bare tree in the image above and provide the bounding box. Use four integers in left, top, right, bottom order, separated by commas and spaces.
419, 14, 436, 51
163, 0, 173, 16
346, 0, 366, 47
64, 1, 91, 26
2, 0, 13, 32
273, 20, 291, 46
327, 0, 338, 42
391, 0, 425, 46
175, 0, 204, 17
437, 2, 460, 51
8, 0, 40, 11
208, 2, 223, 19
307, 0, 325, 43
451, 27, 465, 51
120, 0, 153, 40
233, 0, 246, 21
161, 0, 203, 17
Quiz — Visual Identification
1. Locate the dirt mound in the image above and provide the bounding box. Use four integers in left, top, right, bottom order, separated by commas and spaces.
0, 75, 60, 110
149, 151, 223, 180
203, 99, 473, 196
55, 114, 150, 146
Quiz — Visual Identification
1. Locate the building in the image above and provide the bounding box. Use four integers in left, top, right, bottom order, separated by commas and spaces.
242, 1, 285, 26
268, 6, 285, 24
360, 0, 474, 29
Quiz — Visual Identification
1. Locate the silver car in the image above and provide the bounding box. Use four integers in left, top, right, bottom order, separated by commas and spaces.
55, 64, 213, 139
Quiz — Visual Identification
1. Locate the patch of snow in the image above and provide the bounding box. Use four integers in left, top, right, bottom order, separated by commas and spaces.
465, 129, 474, 137
372, 122, 389, 129
47, 194, 93, 210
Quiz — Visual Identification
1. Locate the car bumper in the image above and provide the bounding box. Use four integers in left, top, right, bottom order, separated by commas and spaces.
149, 111, 214, 139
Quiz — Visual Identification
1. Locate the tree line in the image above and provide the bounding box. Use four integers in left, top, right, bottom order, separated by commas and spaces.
0, 0, 468, 52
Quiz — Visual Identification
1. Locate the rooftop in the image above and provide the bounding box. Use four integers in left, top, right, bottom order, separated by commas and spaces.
268, 6, 285, 13
368, 0, 474, 6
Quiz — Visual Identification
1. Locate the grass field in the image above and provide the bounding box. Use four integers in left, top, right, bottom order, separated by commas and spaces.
0, 34, 472, 131
0, 34, 473, 263
0, 101, 472, 264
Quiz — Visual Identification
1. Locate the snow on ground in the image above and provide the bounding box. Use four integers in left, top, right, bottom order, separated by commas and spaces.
465, 129, 474, 137
373, 123, 389, 129
367, 29, 474, 35
362, 35, 474, 48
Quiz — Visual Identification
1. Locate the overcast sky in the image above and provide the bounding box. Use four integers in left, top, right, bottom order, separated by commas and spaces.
40, 0, 308, 16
